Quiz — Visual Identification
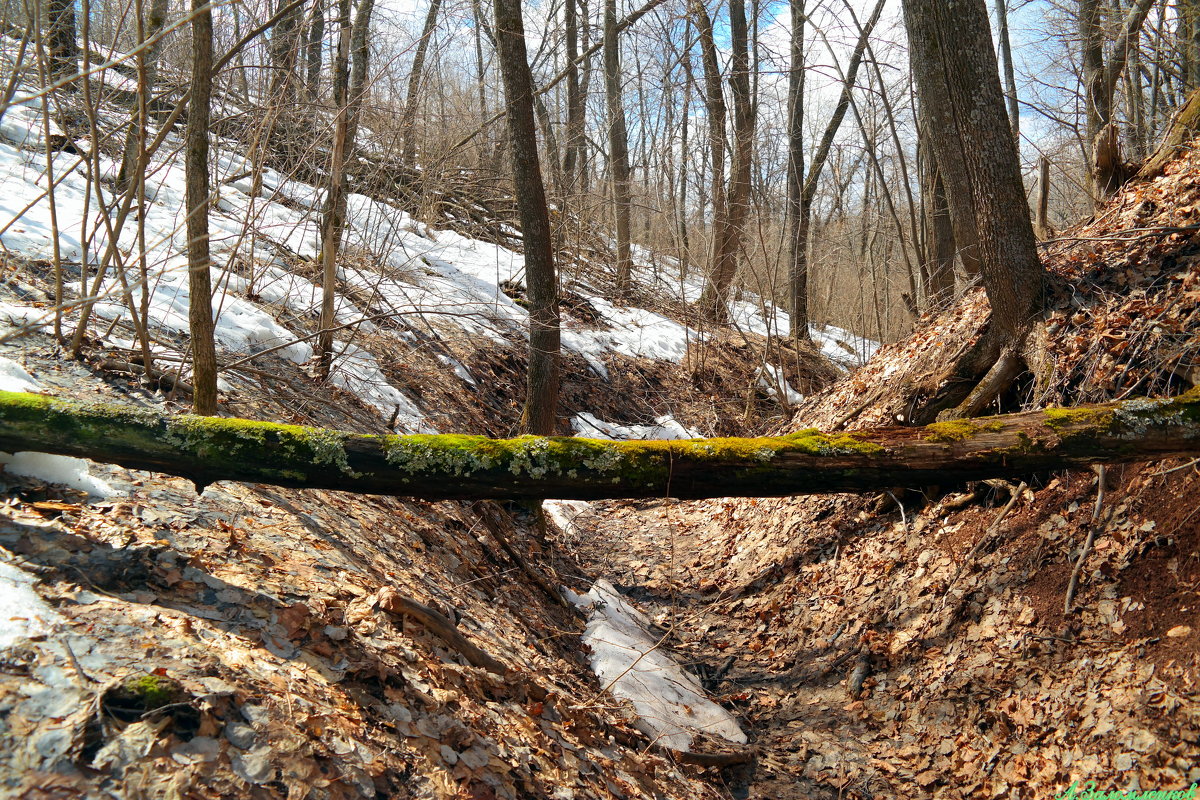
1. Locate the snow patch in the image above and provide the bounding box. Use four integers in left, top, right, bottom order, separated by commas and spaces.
0, 356, 42, 393
755, 364, 805, 406
571, 412, 700, 440
563, 579, 746, 751
0, 561, 63, 649
0, 357, 117, 497
542, 500, 591, 538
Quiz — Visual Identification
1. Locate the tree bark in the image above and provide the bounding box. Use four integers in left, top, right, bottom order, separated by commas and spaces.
1080, 0, 1155, 200
785, 0, 808, 341
923, 155, 957, 305
561, 0, 584, 192
993, 0, 1019, 141
316, 0, 354, 377
268, 0, 304, 106
698, 0, 754, 322
400, 0, 444, 165
903, 0, 1043, 345
3, 389, 1199, 500
494, 0, 561, 435
604, 0, 633, 293
304, 0, 325, 99
185, 0, 219, 415
690, 0, 727, 315
45, 0, 78, 84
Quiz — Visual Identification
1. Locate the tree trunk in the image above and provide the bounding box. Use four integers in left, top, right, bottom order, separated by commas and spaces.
1138, 86, 1200, 177
494, 0, 561, 435
116, 0, 170, 192
911, 44, 981, 280
348, 0, 375, 144
690, 0, 726, 305
45, 0, 78, 84
788, 0, 883, 339
785, 0, 808, 342
315, 0, 353, 377
268, 0, 304, 106
304, 0, 325, 99
400, 0, 444, 165
1183, 0, 1200, 90
993, 0, 1019, 141
185, 0, 219, 415
698, 0, 753, 322
1080, 0, 1155, 200
903, 0, 1042, 346
604, 0, 633, 292
923, 156, 957, 305
561, 0, 584, 193
3, 388, 1199, 500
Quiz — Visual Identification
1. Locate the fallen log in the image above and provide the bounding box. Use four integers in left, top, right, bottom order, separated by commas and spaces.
0, 389, 1198, 500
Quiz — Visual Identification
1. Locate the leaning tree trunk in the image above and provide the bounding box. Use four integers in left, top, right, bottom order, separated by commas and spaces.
185, 0, 219, 416
494, 0, 561, 435
3, 389, 1199, 499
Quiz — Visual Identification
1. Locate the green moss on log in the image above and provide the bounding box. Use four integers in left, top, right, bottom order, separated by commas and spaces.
924, 419, 1005, 443
1042, 406, 1117, 435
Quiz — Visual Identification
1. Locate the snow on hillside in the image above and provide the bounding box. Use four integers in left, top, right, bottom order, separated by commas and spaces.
0, 65, 875, 437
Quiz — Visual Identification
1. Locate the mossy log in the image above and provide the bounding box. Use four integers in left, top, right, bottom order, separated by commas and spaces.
1, 389, 1199, 500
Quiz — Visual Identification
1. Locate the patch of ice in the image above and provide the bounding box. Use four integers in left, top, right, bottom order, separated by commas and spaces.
564, 579, 746, 751
0, 561, 63, 648
571, 412, 700, 441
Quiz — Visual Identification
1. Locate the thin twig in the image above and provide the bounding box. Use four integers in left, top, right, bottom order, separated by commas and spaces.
1065, 466, 1107, 614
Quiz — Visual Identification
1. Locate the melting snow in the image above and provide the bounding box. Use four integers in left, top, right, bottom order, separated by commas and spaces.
0, 561, 63, 649
0, 60, 876, 439
563, 579, 746, 751
571, 412, 700, 441
0, 357, 116, 497
755, 363, 805, 406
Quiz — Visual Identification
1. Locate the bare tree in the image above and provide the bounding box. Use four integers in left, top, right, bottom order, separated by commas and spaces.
786, 0, 883, 341
494, 0, 560, 434
604, 0, 633, 292
993, 0, 1019, 140
400, 0, 444, 165
1079, 0, 1155, 199
186, 0, 219, 414
903, 0, 1044, 418
698, 0, 754, 322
